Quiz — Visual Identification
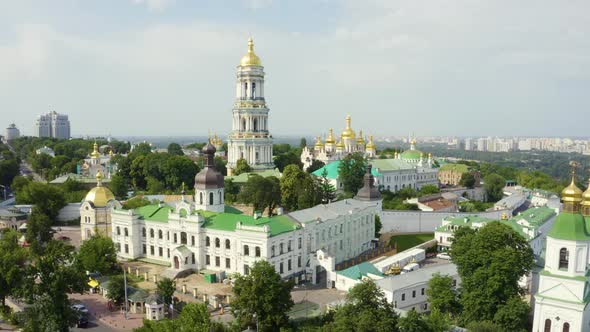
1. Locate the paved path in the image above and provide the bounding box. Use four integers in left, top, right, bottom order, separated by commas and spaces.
70, 293, 144, 331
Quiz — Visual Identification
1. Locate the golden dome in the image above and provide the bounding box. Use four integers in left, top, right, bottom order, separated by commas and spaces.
314, 136, 324, 149
325, 129, 336, 145
562, 175, 583, 203
90, 142, 100, 159
336, 135, 345, 149
582, 180, 590, 206
240, 38, 262, 67
356, 130, 365, 145
366, 135, 376, 150
341, 115, 356, 139
84, 171, 115, 207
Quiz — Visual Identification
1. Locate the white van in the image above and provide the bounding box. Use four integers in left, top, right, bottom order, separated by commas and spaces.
400, 262, 420, 274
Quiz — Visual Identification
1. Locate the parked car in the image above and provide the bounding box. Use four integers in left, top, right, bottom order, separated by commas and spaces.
400, 262, 420, 274
71, 304, 89, 327
436, 253, 451, 260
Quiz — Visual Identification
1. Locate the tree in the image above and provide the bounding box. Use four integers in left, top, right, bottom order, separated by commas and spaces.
24, 240, 86, 331
0, 230, 28, 307
134, 303, 212, 332
167, 143, 184, 156
239, 175, 281, 216
234, 158, 252, 176
280, 165, 319, 211
11, 176, 31, 194
318, 168, 336, 204
465, 321, 502, 332
374, 214, 382, 238
300, 138, 307, 149
77, 236, 117, 274
450, 222, 534, 325
425, 309, 451, 332
26, 210, 54, 255
224, 178, 240, 203
156, 277, 176, 309
338, 153, 367, 195
106, 275, 126, 304
273, 151, 302, 172
306, 159, 325, 174
146, 176, 165, 194
459, 172, 476, 188
0, 158, 19, 187
331, 279, 398, 332
426, 273, 460, 316
492, 296, 530, 332
109, 174, 128, 199
231, 260, 294, 331
398, 309, 430, 332
16, 182, 66, 220
214, 156, 227, 176
129, 142, 152, 159
483, 174, 505, 202
418, 184, 440, 196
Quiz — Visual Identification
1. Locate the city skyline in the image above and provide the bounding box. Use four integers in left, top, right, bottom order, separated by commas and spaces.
1, 1, 589, 137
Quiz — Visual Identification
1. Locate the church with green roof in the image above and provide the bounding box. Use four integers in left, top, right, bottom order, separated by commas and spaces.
532, 170, 590, 332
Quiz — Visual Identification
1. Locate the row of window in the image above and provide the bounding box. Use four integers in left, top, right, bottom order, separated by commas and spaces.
270, 238, 302, 257
139, 228, 195, 246
544, 319, 569, 332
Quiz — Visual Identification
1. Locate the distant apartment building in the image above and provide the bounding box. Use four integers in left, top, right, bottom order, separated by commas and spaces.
5, 123, 20, 141
34, 111, 70, 139
463, 138, 473, 151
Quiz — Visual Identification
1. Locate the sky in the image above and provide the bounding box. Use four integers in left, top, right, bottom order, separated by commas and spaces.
0, 0, 589, 138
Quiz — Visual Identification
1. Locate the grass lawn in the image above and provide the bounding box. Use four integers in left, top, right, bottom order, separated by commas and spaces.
389, 233, 434, 252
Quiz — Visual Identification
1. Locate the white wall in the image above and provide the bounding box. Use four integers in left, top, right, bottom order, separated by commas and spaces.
381, 209, 509, 233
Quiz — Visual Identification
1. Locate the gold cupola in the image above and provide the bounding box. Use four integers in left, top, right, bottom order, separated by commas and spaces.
84, 171, 115, 208
314, 136, 324, 150
366, 135, 376, 150
356, 130, 365, 145
336, 135, 345, 150
582, 177, 590, 216
90, 142, 100, 159
341, 115, 356, 139
240, 38, 262, 67
325, 129, 336, 145
561, 163, 583, 213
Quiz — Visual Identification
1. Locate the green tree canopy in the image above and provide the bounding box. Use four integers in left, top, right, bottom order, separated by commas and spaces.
459, 172, 476, 188
398, 309, 430, 332
167, 143, 184, 156
492, 296, 530, 332
231, 260, 294, 331
318, 168, 336, 204
109, 173, 128, 199
239, 175, 281, 216
426, 273, 460, 317
0, 229, 28, 307
77, 236, 118, 275
450, 222, 533, 326
16, 182, 66, 219
280, 164, 320, 211
306, 159, 325, 174
338, 153, 367, 195
234, 158, 252, 176
331, 279, 398, 332
156, 277, 176, 308
106, 275, 126, 304
483, 174, 506, 202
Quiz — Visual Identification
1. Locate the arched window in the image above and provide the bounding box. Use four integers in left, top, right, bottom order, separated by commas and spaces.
209, 192, 214, 205
116, 226, 120, 235
219, 191, 223, 204
253, 118, 258, 131
142, 227, 146, 237
242, 118, 246, 131
252, 82, 256, 98
225, 239, 231, 249
124, 228, 128, 237
181, 232, 187, 245
244, 245, 250, 256
199, 192, 203, 205
255, 246, 261, 257
206, 236, 210, 247
544, 319, 551, 332
559, 248, 569, 270
150, 228, 154, 238
215, 238, 220, 248
563, 322, 570, 332
158, 230, 163, 239
244, 82, 248, 97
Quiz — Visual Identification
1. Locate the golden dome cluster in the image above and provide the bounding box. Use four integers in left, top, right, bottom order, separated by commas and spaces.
240, 38, 262, 67
341, 115, 356, 139
560, 162, 590, 215
210, 133, 223, 147
90, 142, 100, 159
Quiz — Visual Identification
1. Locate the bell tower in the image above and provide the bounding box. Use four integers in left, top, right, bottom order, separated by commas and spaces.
227, 38, 274, 175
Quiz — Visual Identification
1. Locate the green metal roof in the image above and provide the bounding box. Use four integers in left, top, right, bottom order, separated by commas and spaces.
225, 169, 281, 183
548, 213, 590, 241
131, 203, 298, 237
200, 209, 298, 237
439, 164, 469, 173
400, 150, 422, 160
336, 262, 383, 280
370, 158, 416, 173
312, 160, 380, 179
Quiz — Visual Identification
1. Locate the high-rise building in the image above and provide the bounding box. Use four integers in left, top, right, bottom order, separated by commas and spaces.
464, 138, 473, 151
34, 111, 70, 139
5, 123, 20, 141
226, 38, 273, 175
